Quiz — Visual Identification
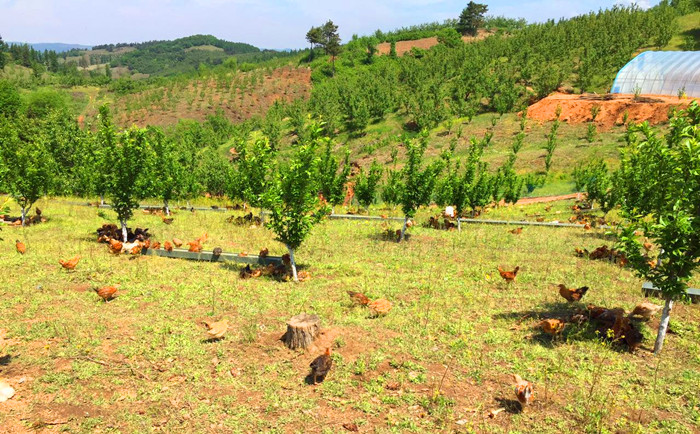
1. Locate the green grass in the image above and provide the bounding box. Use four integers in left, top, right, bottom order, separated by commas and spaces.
1, 197, 699, 432
664, 12, 700, 51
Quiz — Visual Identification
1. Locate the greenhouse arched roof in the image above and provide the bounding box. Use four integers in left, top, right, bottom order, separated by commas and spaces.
611, 51, 700, 98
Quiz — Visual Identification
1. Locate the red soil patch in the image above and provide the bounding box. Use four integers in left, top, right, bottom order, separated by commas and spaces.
516, 193, 582, 205
527, 93, 698, 129
376, 30, 491, 56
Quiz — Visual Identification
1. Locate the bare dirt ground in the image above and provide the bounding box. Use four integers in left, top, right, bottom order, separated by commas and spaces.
376, 31, 490, 56
516, 193, 582, 205
527, 92, 698, 129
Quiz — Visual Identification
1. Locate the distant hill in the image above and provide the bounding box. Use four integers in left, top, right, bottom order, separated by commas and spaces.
8, 42, 92, 53
62, 34, 276, 77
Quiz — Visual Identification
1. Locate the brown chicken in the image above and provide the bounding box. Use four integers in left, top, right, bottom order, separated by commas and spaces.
187, 241, 203, 253
558, 284, 589, 303
59, 256, 81, 270
196, 232, 208, 244
510, 227, 523, 235
151, 241, 161, 250
498, 266, 520, 283
129, 244, 142, 255
172, 238, 183, 248
259, 248, 269, 258
368, 298, 393, 316
108, 238, 123, 254
309, 347, 333, 385
612, 315, 643, 352
212, 247, 223, 256
513, 374, 534, 409
586, 304, 609, 319
347, 291, 370, 306
15, 240, 26, 254
203, 319, 229, 339
161, 216, 174, 225
164, 241, 173, 252
539, 318, 565, 336
297, 270, 311, 282
643, 241, 653, 252
240, 264, 253, 279
574, 247, 589, 258
630, 301, 663, 320
94, 286, 118, 302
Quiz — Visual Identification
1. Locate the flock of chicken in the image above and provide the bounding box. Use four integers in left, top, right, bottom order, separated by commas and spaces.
496, 259, 663, 355
10, 199, 667, 416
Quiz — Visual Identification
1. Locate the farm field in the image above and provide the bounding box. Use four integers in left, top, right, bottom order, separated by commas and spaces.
1, 197, 699, 433
109, 66, 311, 128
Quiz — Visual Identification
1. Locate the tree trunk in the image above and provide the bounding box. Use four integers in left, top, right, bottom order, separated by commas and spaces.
288, 246, 298, 282
100, 194, 105, 206
21, 206, 26, 226
283, 313, 320, 350
457, 217, 461, 232
653, 297, 673, 355
259, 208, 265, 225
399, 216, 408, 242
164, 199, 170, 216
120, 220, 128, 242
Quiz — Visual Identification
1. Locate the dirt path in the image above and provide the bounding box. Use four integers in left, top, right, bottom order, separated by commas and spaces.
516, 193, 582, 205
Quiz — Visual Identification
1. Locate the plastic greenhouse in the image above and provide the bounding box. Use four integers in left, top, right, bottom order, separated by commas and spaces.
611, 51, 700, 98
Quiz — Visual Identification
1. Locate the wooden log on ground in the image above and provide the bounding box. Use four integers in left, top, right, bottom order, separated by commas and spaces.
283, 314, 320, 350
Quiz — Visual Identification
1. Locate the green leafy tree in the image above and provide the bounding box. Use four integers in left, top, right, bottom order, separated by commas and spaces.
235, 137, 276, 213
397, 132, 444, 241
306, 26, 323, 59
107, 127, 152, 241
354, 160, 383, 211
147, 127, 184, 215
199, 147, 232, 198
94, 106, 117, 205
261, 102, 284, 150
308, 20, 342, 75
456, 2, 488, 36
321, 20, 342, 75
544, 106, 561, 172
316, 138, 350, 211
0, 35, 6, 69
382, 146, 402, 208
0, 81, 22, 117
0, 117, 55, 225
264, 123, 330, 281
614, 102, 700, 354
437, 27, 463, 48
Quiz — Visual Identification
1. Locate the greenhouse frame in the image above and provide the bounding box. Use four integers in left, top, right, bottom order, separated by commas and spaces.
611, 51, 700, 98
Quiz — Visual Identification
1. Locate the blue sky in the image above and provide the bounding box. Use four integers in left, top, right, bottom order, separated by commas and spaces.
0, 0, 655, 49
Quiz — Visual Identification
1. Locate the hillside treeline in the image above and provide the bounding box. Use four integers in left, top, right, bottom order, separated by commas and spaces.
307, 4, 677, 135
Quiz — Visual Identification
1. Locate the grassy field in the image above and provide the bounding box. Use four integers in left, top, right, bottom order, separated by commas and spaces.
1, 197, 699, 433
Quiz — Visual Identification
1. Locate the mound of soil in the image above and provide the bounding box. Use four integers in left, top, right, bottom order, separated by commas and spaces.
527, 93, 697, 129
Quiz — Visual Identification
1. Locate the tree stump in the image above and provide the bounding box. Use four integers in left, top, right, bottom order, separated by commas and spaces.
283, 313, 320, 350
